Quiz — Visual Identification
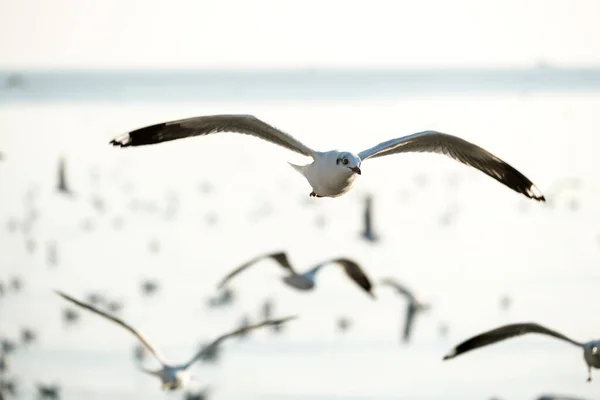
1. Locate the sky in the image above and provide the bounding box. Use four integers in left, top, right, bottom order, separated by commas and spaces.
0, 0, 599, 69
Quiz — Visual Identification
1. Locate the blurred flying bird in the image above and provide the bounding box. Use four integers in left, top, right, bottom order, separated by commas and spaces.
217, 252, 375, 298
55, 290, 296, 391
380, 278, 430, 343
111, 114, 545, 201
36, 383, 60, 399
360, 194, 379, 242
56, 157, 73, 196
443, 322, 600, 382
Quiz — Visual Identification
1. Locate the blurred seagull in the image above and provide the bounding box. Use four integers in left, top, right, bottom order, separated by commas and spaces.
443, 322, 600, 382
55, 290, 296, 391
110, 114, 545, 201
380, 278, 430, 343
217, 252, 375, 298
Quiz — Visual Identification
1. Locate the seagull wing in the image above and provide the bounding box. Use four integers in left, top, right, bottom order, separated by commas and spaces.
217, 252, 295, 289
443, 322, 584, 360
55, 290, 168, 365
110, 114, 316, 158
316, 258, 375, 298
357, 131, 545, 201
182, 316, 297, 369
380, 278, 418, 303
402, 304, 416, 343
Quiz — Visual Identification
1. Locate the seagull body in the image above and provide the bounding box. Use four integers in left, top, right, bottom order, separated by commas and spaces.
380, 278, 430, 343
443, 322, 600, 382
111, 114, 545, 201
217, 251, 374, 298
55, 290, 296, 391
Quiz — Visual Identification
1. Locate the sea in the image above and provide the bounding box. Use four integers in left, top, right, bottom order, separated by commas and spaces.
0, 67, 599, 400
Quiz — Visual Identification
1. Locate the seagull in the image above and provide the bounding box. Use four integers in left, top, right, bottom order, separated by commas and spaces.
36, 383, 60, 399
110, 114, 545, 200
443, 322, 600, 382
56, 157, 73, 196
55, 290, 296, 391
217, 251, 375, 298
360, 194, 379, 243
380, 278, 430, 343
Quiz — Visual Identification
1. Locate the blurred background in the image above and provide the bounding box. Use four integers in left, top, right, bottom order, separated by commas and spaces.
1, 1, 599, 399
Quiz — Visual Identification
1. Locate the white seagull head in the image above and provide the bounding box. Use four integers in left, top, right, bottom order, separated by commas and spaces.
335, 152, 362, 175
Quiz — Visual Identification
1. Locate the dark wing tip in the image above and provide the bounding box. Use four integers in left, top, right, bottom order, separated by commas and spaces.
109, 137, 131, 147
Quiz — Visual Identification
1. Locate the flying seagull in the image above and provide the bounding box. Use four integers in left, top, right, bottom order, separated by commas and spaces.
443, 322, 600, 382
217, 251, 374, 298
55, 290, 296, 391
380, 278, 430, 343
110, 114, 545, 200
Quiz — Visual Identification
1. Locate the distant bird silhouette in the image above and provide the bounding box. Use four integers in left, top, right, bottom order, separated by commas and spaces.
207, 288, 235, 308
9, 278, 22, 293
337, 317, 353, 333
25, 238, 37, 254
56, 157, 73, 196
536, 395, 592, 400
36, 383, 60, 399
499, 295, 512, 312
0, 378, 17, 396
85, 292, 105, 306
360, 194, 379, 242
0, 340, 16, 355
217, 252, 375, 298
0, 353, 8, 374
46, 241, 58, 267
106, 300, 124, 313
380, 278, 430, 343
4, 73, 24, 89
62, 308, 80, 326
259, 298, 286, 334
443, 322, 600, 382
133, 343, 149, 364
141, 280, 160, 297
20, 328, 36, 345
185, 386, 211, 400
55, 290, 295, 391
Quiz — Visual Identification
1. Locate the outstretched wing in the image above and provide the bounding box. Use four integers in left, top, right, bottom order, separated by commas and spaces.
55, 290, 168, 365
358, 131, 545, 201
318, 258, 374, 298
379, 278, 417, 303
110, 114, 316, 158
182, 316, 297, 369
443, 322, 583, 360
217, 252, 295, 289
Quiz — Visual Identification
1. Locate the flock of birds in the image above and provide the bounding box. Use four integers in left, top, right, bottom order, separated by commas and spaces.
1, 113, 598, 400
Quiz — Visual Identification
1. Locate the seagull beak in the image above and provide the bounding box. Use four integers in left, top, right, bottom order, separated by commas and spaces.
350, 167, 362, 175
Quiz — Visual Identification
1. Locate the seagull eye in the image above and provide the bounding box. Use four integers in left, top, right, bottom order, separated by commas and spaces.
342, 159, 349, 165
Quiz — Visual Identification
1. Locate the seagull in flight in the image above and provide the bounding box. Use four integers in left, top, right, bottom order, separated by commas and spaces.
443, 322, 600, 382
217, 251, 375, 298
55, 290, 296, 391
110, 114, 545, 200
380, 278, 430, 343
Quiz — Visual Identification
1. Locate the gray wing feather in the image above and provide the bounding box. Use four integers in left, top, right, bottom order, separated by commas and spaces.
443, 322, 583, 360
110, 114, 316, 157
358, 131, 545, 201
55, 290, 168, 364
318, 259, 375, 298
380, 278, 417, 302
217, 252, 295, 289
183, 316, 297, 369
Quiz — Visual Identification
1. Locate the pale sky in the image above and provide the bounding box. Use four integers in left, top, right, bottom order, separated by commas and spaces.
0, 0, 599, 69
